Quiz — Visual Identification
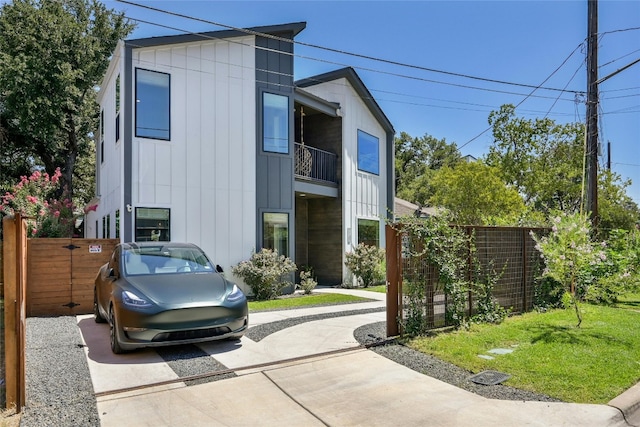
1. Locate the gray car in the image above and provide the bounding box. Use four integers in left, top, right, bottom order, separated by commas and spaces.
94, 242, 248, 354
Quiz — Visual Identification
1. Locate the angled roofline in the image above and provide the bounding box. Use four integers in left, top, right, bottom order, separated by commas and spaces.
295, 67, 395, 134
125, 22, 307, 49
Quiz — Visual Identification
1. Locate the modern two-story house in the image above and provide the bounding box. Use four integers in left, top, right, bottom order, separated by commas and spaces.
86, 22, 395, 289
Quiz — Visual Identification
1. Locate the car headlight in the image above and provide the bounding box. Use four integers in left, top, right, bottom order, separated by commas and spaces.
122, 290, 152, 308
226, 284, 245, 302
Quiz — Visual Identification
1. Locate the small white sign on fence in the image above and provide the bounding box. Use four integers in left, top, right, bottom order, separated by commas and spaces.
89, 245, 102, 254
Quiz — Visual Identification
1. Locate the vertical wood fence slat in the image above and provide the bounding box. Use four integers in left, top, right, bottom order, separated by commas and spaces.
3, 214, 27, 411
385, 224, 400, 337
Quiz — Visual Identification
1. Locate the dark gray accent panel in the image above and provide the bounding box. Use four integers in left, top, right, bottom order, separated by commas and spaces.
123, 45, 133, 242
255, 30, 296, 257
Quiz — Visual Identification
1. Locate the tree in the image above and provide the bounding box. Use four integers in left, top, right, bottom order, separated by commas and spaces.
395, 132, 461, 205
429, 161, 526, 225
485, 104, 584, 214
598, 170, 640, 236
0, 0, 134, 203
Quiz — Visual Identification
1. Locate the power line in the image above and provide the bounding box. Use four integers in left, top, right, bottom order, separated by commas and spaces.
117, 0, 584, 95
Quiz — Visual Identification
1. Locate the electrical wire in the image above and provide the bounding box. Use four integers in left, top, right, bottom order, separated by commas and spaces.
117, 0, 584, 95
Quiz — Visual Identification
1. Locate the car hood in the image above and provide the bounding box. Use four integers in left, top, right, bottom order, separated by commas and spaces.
125, 272, 230, 306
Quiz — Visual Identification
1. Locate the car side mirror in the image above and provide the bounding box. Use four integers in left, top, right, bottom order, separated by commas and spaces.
108, 268, 117, 279
216, 265, 224, 273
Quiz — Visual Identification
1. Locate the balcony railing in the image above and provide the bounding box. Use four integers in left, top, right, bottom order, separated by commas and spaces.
294, 143, 337, 185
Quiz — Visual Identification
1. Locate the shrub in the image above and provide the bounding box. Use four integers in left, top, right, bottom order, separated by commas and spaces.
531, 212, 604, 326
298, 269, 317, 294
470, 260, 510, 324
344, 243, 385, 288
232, 249, 297, 300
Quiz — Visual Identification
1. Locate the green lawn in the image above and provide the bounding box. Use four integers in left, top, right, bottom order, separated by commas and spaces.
248, 292, 370, 311
364, 284, 386, 293
407, 304, 640, 404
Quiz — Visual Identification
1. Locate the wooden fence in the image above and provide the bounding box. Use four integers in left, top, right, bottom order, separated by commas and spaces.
386, 224, 548, 336
1, 213, 118, 410
27, 238, 118, 316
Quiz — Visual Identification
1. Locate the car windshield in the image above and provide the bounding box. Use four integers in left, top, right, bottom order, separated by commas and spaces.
123, 246, 215, 275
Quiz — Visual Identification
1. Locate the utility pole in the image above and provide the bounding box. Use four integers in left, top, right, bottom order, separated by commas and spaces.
585, 0, 599, 226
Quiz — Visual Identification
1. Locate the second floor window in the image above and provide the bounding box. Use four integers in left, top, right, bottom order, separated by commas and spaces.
357, 130, 379, 175
263, 92, 289, 154
136, 68, 170, 140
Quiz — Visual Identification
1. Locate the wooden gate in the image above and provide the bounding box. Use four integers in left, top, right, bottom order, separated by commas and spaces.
27, 238, 118, 316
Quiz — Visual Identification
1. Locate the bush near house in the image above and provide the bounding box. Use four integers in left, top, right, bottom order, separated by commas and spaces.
344, 243, 385, 288
232, 249, 297, 300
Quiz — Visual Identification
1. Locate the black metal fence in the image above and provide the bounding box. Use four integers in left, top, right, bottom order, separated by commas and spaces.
387, 225, 548, 334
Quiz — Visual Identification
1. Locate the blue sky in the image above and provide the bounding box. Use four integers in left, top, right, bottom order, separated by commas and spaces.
107, 0, 640, 203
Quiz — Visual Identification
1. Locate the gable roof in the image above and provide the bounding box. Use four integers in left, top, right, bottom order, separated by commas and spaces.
295, 67, 394, 135
125, 22, 307, 49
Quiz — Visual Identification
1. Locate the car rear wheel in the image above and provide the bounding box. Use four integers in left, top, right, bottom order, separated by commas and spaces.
94, 289, 106, 323
109, 307, 126, 354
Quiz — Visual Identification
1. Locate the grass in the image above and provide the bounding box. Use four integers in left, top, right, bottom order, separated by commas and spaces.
614, 292, 640, 310
406, 304, 640, 404
363, 284, 386, 293
248, 292, 370, 311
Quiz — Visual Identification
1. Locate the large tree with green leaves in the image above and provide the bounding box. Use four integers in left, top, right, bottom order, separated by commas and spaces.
395, 132, 461, 205
485, 104, 638, 232
0, 0, 134, 203
485, 104, 585, 214
429, 161, 527, 225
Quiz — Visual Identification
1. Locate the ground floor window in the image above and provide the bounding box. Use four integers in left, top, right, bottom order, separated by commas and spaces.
135, 207, 170, 242
263, 212, 289, 257
115, 210, 120, 239
102, 215, 111, 238
358, 218, 379, 247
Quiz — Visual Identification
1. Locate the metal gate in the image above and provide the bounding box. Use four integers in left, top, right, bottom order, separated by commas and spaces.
26, 238, 118, 316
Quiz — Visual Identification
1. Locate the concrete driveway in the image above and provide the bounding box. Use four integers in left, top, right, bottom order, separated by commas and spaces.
76, 288, 636, 427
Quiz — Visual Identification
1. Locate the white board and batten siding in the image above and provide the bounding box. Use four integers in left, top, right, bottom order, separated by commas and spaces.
301, 78, 388, 253
130, 36, 258, 280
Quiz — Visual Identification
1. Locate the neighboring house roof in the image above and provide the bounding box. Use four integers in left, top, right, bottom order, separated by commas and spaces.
394, 197, 441, 218
125, 22, 307, 48
296, 67, 395, 135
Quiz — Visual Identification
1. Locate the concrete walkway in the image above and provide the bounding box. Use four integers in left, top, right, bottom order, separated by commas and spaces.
78, 288, 639, 427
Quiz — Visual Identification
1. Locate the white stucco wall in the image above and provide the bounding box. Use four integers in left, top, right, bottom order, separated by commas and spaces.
93, 36, 258, 285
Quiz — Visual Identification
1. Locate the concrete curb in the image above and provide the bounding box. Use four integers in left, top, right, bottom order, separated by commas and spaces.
609, 381, 640, 427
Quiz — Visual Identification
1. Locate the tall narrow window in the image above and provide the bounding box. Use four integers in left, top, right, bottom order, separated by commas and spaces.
358, 219, 379, 247
100, 109, 105, 163
115, 74, 121, 143
102, 216, 107, 238
135, 69, 170, 140
135, 208, 170, 242
106, 214, 111, 238
115, 209, 120, 239
263, 92, 289, 154
263, 213, 289, 257
357, 130, 379, 175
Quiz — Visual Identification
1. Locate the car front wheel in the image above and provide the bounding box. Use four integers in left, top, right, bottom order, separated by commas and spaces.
94, 289, 106, 323
109, 306, 126, 354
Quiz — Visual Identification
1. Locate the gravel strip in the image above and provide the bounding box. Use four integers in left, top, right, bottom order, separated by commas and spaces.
22, 317, 99, 427
156, 344, 237, 386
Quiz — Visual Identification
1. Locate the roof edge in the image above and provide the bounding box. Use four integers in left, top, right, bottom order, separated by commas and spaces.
126, 21, 307, 48
296, 67, 394, 134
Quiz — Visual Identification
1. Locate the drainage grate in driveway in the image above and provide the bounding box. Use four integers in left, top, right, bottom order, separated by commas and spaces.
469, 370, 511, 386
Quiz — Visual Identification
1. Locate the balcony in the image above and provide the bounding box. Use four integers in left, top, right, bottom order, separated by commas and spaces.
294, 143, 337, 185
